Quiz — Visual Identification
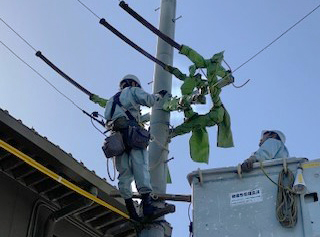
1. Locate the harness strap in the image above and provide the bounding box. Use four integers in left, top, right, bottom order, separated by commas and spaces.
110, 91, 135, 121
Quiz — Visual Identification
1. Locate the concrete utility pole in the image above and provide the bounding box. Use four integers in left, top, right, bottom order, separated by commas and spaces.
140, 0, 176, 236
150, 0, 176, 198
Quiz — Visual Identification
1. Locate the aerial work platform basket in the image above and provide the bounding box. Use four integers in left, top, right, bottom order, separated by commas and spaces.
188, 157, 320, 237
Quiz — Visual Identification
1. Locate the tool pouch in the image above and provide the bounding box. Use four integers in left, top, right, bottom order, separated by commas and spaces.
127, 126, 150, 149
102, 132, 125, 158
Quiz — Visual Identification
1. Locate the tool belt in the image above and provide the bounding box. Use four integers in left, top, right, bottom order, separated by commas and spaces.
102, 131, 126, 158
127, 125, 150, 149
102, 117, 150, 158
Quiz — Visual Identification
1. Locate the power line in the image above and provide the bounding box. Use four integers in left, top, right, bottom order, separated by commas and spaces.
0, 41, 83, 112
76, 0, 101, 20
0, 17, 37, 52
0, 17, 95, 98
1, 1, 319, 83
233, 3, 320, 73
75, 0, 320, 76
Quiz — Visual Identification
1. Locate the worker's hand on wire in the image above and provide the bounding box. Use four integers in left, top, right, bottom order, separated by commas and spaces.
241, 156, 257, 173
158, 90, 168, 98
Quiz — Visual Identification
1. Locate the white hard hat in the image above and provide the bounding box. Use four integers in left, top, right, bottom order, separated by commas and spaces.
120, 74, 141, 88
261, 130, 286, 143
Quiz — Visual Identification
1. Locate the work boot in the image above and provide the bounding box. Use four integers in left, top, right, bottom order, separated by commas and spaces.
125, 198, 141, 222
141, 193, 158, 217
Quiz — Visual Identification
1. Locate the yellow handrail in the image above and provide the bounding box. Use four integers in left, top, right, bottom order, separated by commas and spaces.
0, 139, 129, 219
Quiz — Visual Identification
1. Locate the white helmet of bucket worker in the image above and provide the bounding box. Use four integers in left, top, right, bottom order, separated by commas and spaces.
120, 74, 142, 89
261, 130, 286, 144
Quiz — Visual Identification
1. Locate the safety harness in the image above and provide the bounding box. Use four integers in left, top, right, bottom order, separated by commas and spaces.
110, 91, 136, 122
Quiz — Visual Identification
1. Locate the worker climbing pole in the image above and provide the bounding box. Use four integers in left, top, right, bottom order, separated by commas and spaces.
34, 1, 235, 235
117, 0, 235, 164
140, 1, 176, 236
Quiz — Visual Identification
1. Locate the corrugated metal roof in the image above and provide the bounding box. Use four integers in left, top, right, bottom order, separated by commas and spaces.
0, 108, 136, 237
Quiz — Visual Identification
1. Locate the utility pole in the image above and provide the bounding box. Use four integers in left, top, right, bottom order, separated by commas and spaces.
140, 0, 176, 236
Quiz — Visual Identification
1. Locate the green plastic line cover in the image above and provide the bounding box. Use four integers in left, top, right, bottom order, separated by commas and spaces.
165, 45, 234, 163
90, 94, 108, 108
89, 45, 234, 164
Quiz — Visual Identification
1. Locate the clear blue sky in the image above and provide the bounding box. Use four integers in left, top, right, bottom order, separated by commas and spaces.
1, 0, 320, 236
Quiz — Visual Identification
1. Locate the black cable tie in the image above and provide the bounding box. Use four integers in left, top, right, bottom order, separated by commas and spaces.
99, 18, 167, 69
35, 51, 93, 97
119, 1, 181, 51
92, 111, 99, 117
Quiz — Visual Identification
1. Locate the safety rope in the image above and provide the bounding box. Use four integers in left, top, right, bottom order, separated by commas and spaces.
259, 161, 294, 193
276, 168, 298, 228
259, 162, 297, 228
106, 157, 116, 182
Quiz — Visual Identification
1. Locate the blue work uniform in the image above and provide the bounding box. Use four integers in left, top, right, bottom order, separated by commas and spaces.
104, 86, 159, 199
254, 138, 289, 162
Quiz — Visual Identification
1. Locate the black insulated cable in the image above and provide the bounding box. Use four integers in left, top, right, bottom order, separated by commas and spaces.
0, 41, 83, 112
99, 18, 167, 69
119, 1, 182, 50
0, 17, 95, 98
35, 51, 94, 97
82, 110, 105, 128
1, 41, 106, 133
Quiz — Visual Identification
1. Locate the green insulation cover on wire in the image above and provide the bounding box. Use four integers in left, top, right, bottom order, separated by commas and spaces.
90, 94, 108, 108
190, 128, 210, 164
165, 45, 234, 163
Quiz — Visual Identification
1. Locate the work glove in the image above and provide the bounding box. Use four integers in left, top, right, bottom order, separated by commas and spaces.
158, 90, 168, 98
241, 155, 257, 173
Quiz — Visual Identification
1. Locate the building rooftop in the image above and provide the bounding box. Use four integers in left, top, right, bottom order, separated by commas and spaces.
0, 108, 136, 237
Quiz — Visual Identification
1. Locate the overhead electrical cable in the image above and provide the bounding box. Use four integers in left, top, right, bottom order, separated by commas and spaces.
0, 17, 106, 127
76, 0, 320, 74
76, 0, 100, 20
233, 2, 320, 73
0, 41, 105, 127
118, 0, 320, 77
119, 1, 182, 51
35, 51, 94, 97
0, 17, 37, 52
99, 18, 167, 69
118, 1, 249, 88
0, 17, 95, 98
74, 0, 169, 70
0, 41, 82, 111
1, 0, 318, 100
